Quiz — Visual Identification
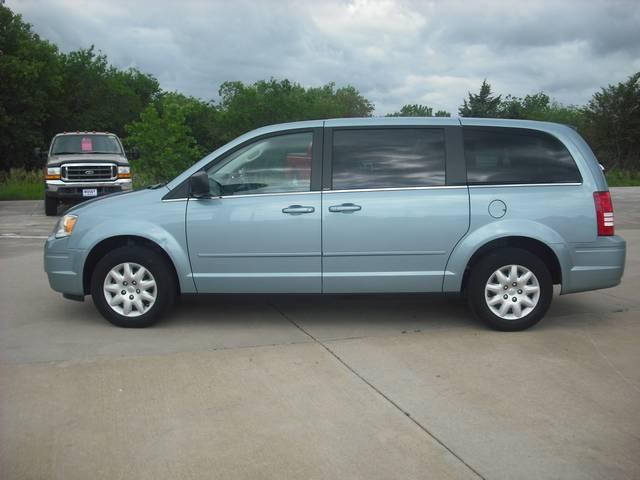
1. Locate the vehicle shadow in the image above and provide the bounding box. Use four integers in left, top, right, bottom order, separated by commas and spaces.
167, 289, 636, 334
57, 289, 632, 335
166, 292, 478, 332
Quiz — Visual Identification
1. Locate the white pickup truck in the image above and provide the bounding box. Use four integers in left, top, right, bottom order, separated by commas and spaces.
38, 132, 138, 216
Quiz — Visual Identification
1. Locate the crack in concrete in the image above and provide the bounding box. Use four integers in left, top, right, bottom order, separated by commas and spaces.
269, 301, 486, 480
583, 322, 640, 394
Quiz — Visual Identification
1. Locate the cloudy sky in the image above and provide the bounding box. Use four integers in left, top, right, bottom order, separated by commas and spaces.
9, 0, 640, 114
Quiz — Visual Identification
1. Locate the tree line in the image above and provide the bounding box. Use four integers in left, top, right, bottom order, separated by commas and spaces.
1, 5, 639, 184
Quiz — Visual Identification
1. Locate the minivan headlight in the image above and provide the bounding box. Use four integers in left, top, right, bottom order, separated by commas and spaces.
54, 214, 78, 238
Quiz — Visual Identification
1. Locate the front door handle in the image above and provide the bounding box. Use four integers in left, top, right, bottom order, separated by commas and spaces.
282, 205, 315, 215
328, 203, 362, 213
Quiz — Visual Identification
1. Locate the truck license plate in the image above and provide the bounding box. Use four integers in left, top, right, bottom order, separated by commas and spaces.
82, 188, 98, 197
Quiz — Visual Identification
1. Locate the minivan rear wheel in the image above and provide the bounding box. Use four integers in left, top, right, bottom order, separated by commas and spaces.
467, 248, 552, 331
90, 246, 176, 328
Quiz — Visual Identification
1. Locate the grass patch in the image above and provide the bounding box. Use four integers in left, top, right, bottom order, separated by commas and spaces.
0, 169, 44, 200
606, 168, 640, 187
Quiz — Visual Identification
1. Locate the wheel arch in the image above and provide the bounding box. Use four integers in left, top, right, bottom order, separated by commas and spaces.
83, 235, 181, 295
459, 236, 562, 294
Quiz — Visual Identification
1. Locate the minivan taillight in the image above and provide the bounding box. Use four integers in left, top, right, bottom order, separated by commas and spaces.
593, 191, 615, 236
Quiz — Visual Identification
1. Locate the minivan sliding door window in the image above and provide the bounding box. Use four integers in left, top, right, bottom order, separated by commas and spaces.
331, 128, 446, 190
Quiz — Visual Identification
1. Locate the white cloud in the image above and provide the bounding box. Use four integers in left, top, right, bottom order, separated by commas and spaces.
9, 0, 640, 115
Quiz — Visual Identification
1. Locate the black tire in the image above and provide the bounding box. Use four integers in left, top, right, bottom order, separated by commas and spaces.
90, 246, 176, 328
45, 195, 57, 216
467, 248, 553, 331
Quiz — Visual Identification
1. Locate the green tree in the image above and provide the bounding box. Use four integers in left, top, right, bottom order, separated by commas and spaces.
216, 79, 374, 143
0, 5, 160, 171
150, 91, 220, 152
329, 84, 375, 117
459, 80, 502, 117
183, 97, 221, 152
498, 93, 550, 119
496, 92, 584, 127
53, 46, 160, 137
0, 5, 62, 170
583, 72, 640, 170
387, 104, 432, 116
387, 104, 451, 117
125, 95, 204, 184
535, 101, 584, 128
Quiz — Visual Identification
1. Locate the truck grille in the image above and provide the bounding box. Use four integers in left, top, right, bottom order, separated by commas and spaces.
62, 164, 116, 182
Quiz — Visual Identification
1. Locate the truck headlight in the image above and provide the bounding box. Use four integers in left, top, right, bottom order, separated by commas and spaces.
118, 166, 131, 179
54, 214, 78, 238
46, 167, 61, 180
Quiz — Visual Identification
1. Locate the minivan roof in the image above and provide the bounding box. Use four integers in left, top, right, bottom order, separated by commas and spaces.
324, 117, 460, 127
248, 116, 576, 132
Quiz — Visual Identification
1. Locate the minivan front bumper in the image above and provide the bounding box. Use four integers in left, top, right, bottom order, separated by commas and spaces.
561, 235, 626, 294
44, 236, 86, 297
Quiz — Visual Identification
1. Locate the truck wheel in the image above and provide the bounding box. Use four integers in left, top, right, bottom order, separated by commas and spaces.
467, 248, 553, 331
45, 196, 58, 216
90, 246, 176, 328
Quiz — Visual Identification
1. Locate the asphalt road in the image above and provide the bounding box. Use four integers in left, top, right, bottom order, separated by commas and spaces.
1, 189, 639, 479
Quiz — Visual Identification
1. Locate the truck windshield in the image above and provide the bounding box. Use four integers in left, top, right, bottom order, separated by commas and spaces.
51, 134, 123, 155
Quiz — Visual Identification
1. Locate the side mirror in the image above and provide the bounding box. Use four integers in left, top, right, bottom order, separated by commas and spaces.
127, 146, 140, 160
189, 171, 211, 198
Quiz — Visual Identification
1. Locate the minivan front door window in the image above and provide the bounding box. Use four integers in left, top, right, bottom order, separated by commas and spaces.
207, 132, 313, 195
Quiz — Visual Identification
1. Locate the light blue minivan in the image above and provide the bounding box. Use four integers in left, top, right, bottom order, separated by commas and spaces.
44, 117, 626, 330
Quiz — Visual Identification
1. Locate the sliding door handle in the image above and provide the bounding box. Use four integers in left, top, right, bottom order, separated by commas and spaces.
328, 203, 362, 213
282, 205, 315, 215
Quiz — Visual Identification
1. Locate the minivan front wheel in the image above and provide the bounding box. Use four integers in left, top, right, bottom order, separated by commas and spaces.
90, 246, 176, 328
467, 248, 552, 331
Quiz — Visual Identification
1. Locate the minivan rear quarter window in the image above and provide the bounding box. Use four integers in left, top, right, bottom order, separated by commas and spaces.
332, 128, 446, 189
464, 127, 582, 185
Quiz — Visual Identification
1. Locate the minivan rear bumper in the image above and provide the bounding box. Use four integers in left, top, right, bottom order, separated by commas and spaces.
561, 235, 626, 294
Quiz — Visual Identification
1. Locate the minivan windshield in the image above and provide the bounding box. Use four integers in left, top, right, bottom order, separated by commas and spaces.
51, 134, 123, 155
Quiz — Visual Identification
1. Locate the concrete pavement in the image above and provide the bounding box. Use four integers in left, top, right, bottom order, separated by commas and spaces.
1, 188, 639, 479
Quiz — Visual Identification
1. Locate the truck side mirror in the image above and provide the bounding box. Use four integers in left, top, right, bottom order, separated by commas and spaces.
33, 147, 43, 162
127, 146, 140, 160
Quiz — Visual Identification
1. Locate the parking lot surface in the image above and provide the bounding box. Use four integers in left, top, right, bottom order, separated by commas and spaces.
1, 188, 639, 479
